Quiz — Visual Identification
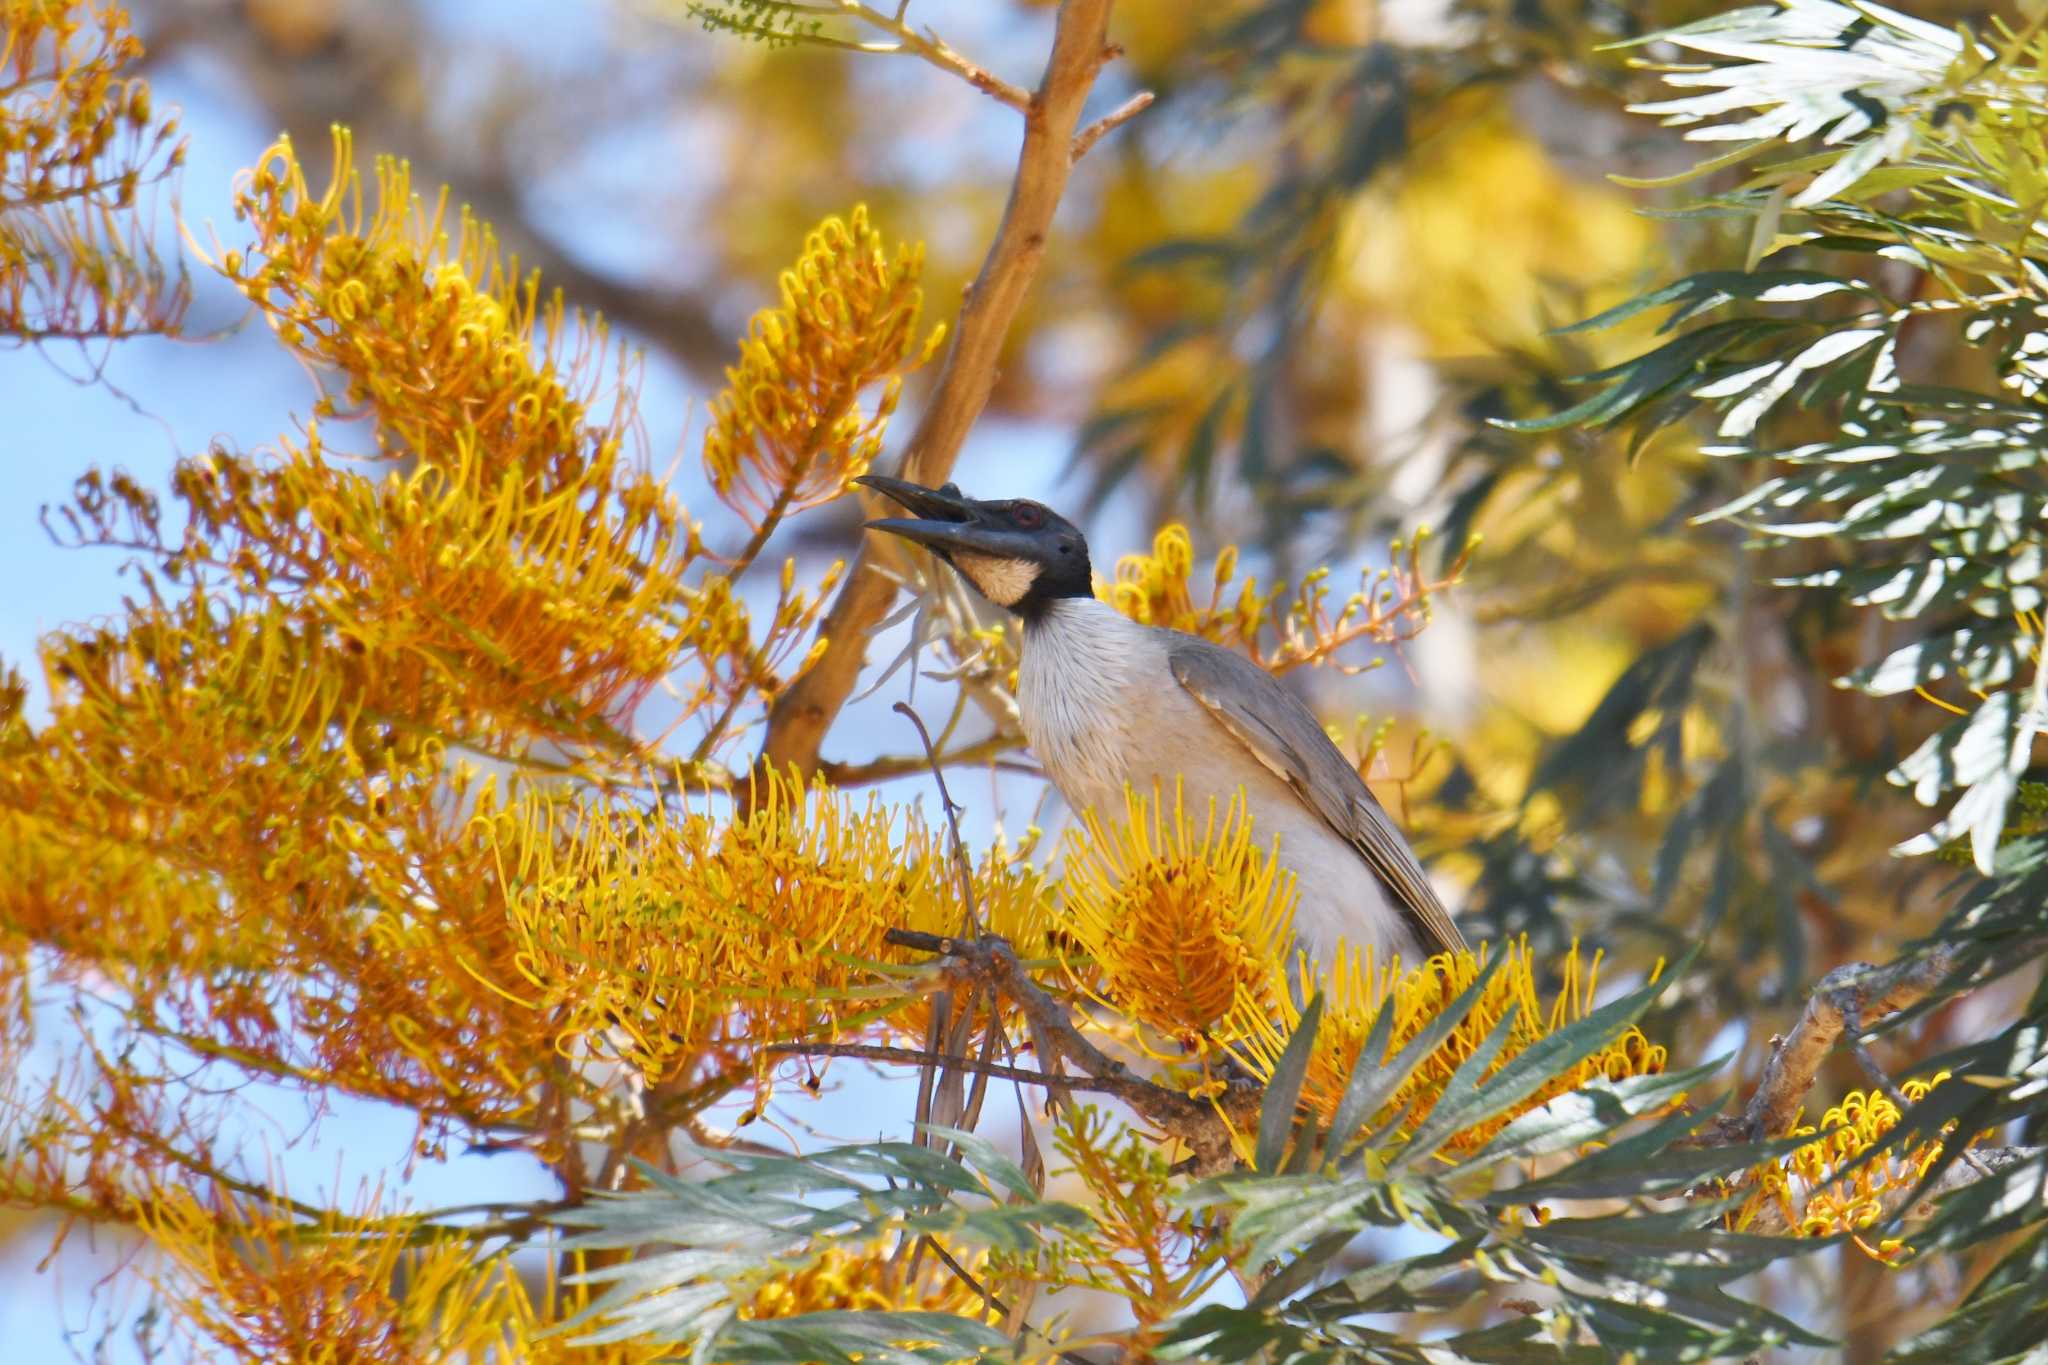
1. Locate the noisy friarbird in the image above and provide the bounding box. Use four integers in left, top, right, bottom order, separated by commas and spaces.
857, 475, 1464, 968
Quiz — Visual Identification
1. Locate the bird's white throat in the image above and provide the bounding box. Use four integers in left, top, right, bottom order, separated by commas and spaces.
1016, 599, 1159, 818
951, 551, 1040, 608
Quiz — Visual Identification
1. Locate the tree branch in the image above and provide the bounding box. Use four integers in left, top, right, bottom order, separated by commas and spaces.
1683, 946, 2048, 1242
755, 0, 1118, 781
870, 928, 1261, 1174
1738, 947, 1955, 1143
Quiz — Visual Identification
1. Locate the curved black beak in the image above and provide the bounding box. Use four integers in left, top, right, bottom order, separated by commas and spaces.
855, 474, 975, 522
855, 474, 1039, 559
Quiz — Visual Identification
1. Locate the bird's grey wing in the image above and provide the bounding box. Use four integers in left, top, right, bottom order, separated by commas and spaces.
1166, 636, 1467, 956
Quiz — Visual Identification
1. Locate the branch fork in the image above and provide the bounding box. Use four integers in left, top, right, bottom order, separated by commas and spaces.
771, 926, 1261, 1175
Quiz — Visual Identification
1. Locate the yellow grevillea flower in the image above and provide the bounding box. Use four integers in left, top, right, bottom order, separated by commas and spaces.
1741, 1071, 1969, 1264
744, 1243, 993, 1322
703, 204, 946, 536
1052, 784, 1663, 1152
1228, 940, 1667, 1159
1107, 523, 1465, 675
1053, 783, 1296, 1054
485, 766, 1042, 1082
215, 128, 641, 488
194, 127, 701, 741
1, 0, 189, 342
1110, 525, 1275, 653
141, 1186, 670, 1363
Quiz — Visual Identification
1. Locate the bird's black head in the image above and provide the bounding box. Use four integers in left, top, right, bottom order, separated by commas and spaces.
855, 474, 1093, 622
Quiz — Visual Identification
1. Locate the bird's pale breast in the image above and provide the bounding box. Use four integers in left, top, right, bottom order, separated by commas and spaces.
1018, 599, 1419, 971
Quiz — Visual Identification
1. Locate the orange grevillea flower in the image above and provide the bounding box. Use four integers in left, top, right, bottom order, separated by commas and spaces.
702, 204, 945, 536
1052, 783, 1296, 1055
1738, 1071, 1974, 1263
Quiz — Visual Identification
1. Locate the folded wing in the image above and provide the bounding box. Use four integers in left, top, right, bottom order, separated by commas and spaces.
1166, 637, 1467, 957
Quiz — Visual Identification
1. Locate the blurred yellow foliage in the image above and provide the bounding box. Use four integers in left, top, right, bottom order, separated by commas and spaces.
0, 0, 188, 341
1339, 91, 1656, 357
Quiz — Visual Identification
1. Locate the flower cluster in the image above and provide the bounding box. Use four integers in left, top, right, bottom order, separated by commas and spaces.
1052, 783, 1295, 1053
1, 0, 188, 342
703, 203, 945, 543
1742, 1071, 1973, 1264
186, 128, 702, 743
216, 128, 631, 485
1048, 785, 1665, 1159
484, 766, 1044, 1086
1109, 522, 1469, 675
743, 1243, 992, 1321
143, 1184, 671, 1363
1229, 938, 1667, 1157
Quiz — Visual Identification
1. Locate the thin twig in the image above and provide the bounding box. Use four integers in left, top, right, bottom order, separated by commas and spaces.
839, 2, 1032, 109
817, 732, 1021, 788
1071, 89, 1154, 162
882, 928, 1260, 1173
895, 700, 982, 934
916, 1234, 1099, 1365
769, 1040, 1119, 1090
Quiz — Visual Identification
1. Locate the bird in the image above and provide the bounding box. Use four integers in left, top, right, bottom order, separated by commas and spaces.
856, 474, 1465, 971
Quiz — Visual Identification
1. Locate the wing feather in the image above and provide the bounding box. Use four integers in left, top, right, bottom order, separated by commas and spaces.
1167, 637, 1466, 956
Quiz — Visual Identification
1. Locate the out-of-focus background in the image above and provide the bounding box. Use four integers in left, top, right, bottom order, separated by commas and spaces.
3, 0, 2019, 1356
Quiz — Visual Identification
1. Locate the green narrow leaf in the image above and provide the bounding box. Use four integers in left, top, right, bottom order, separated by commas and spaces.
917, 1124, 1037, 1202
1400, 957, 1688, 1169
1329, 953, 1507, 1161
1465, 1057, 1730, 1171
1322, 984, 1400, 1158
1488, 1122, 1811, 1205
1493, 319, 1800, 432
1389, 1003, 1521, 1169
1257, 992, 1324, 1174
1608, 137, 1771, 189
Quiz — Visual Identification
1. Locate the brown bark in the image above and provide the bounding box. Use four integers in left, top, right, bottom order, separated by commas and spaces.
754, 0, 1121, 783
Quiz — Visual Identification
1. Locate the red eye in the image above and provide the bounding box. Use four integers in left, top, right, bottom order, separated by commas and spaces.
1013, 503, 1043, 529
